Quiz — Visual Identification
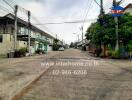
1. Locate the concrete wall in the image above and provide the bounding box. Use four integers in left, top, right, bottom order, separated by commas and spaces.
17, 41, 27, 49
0, 34, 13, 54
0, 34, 28, 55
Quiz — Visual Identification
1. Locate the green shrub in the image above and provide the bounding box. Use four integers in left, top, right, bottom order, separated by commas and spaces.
53, 44, 60, 51
107, 50, 113, 57
13, 48, 27, 57
111, 50, 120, 59
127, 41, 132, 52
19, 47, 28, 56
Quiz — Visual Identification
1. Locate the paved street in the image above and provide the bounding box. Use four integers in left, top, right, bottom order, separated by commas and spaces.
0, 51, 60, 100
15, 49, 132, 100
0, 0, 131, 100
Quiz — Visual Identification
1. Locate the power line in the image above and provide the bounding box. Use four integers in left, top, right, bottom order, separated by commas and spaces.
117, 0, 125, 5
30, 13, 56, 37
103, 1, 113, 12
94, 0, 101, 7
81, 0, 91, 20
0, 0, 56, 39
2, 0, 14, 10
34, 18, 96, 25
6, 0, 16, 5
82, 0, 93, 26
0, 4, 13, 14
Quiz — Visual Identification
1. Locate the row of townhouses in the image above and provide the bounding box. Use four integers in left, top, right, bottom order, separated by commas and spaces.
0, 13, 55, 55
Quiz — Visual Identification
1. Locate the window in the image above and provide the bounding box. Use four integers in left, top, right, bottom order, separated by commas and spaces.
0, 35, 3, 43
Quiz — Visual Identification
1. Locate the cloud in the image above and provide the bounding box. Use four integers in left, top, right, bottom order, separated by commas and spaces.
20, 1, 45, 16
15, 0, 131, 44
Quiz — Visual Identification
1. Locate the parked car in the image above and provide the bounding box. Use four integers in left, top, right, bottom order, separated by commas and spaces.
58, 47, 64, 51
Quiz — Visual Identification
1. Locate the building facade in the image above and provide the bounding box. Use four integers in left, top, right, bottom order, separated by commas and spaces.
124, 3, 132, 14
0, 13, 54, 55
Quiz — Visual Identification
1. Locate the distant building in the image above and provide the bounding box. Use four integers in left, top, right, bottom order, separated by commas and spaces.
0, 13, 55, 55
76, 39, 90, 50
124, 3, 132, 14
77, 39, 90, 47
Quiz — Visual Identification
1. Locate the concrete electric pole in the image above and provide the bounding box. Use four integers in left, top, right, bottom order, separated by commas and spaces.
56, 34, 57, 39
113, 0, 124, 51
100, 0, 104, 15
81, 26, 83, 43
28, 11, 31, 55
78, 34, 79, 42
14, 5, 18, 50
99, 0, 104, 55
113, 0, 119, 51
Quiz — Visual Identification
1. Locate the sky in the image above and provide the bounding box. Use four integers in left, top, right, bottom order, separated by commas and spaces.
0, 0, 132, 44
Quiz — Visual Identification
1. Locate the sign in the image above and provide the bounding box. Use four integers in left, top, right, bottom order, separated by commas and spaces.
111, 6, 124, 17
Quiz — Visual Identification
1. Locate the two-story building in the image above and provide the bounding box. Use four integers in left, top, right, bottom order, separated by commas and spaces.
0, 13, 54, 55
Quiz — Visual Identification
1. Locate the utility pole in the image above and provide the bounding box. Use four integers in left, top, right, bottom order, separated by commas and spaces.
100, 0, 104, 38
14, 5, 18, 50
62, 39, 63, 45
113, 0, 119, 51
28, 11, 31, 56
78, 34, 79, 42
56, 34, 57, 39
100, 0, 104, 15
81, 26, 83, 43
99, 0, 104, 56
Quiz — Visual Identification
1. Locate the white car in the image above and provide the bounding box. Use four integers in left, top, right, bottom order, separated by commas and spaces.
58, 47, 64, 51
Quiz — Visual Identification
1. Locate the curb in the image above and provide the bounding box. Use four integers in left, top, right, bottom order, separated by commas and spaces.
9, 67, 51, 100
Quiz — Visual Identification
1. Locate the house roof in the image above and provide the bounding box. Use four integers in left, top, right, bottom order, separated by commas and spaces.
0, 13, 55, 39
124, 3, 132, 11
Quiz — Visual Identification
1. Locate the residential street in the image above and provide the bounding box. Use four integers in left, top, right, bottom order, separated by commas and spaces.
0, 0, 132, 100
6, 48, 130, 100
0, 51, 60, 100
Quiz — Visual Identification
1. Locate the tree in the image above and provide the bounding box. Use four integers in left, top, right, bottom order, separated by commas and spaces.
85, 13, 132, 57
70, 42, 74, 48
53, 38, 60, 51
118, 13, 132, 47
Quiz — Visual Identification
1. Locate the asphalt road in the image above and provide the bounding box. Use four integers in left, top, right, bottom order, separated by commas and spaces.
9, 49, 132, 100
